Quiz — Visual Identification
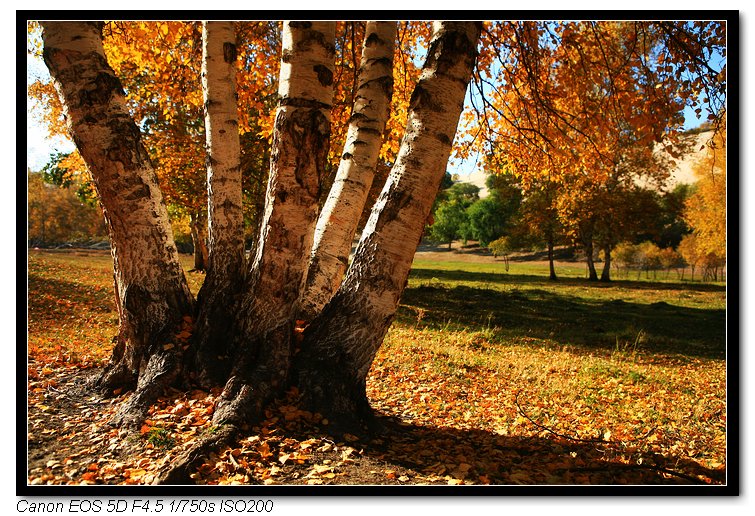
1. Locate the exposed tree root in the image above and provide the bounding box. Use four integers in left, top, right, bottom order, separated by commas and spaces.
212, 324, 293, 425
109, 350, 182, 430
156, 424, 239, 485
94, 337, 137, 395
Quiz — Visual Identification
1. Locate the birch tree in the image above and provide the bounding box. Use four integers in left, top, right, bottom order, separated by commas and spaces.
298, 21, 396, 321
296, 21, 481, 422
40, 21, 195, 426
211, 21, 336, 425
191, 21, 245, 386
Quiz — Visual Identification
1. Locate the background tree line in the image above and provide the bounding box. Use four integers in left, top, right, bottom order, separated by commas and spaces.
426, 121, 726, 283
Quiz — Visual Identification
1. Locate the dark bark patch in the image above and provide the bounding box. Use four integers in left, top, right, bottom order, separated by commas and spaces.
435, 131, 452, 146
223, 42, 237, 63
349, 111, 369, 123
426, 23, 481, 77
365, 31, 384, 47
295, 27, 335, 56
276, 107, 330, 198
288, 21, 313, 30
358, 127, 383, 137
279, 96, 332, 112
358, 74, 394, 98
372, 186, 413, 231
78, 71, 124, 107
364, 56, 393, 70
409, 83, 442, 113
122, 181, 151, 202
101, 117, 145, 168
342, 152, 353, 160
123, 284, 153, 321
313, 64, 334, 86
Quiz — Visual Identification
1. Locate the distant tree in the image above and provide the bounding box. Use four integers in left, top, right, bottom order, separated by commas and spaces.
684, 122, 726, 264
427, 180, 480, 247
466, 197, 508, 247
28, 169, 107, 246
487, 236, 515, 271
635, 241, 662, 279
462, 175, 521, 247
701, 252, 726, 282
678, 233, 703, 281
612, 241, 639, 279
446, 181, 481, 203
594, 187, 664, 282
427, 172, 459, 225
658, 247, 685, 279
519, 186, 563, 280
655, 184, 693, 249
428, 200, 469, 249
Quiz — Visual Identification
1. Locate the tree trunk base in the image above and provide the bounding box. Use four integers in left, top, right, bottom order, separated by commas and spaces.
94, 362, 136, 395
295, 359, 375, 434
109, 350, 182, 429
156, 424, 239, 485
212, 323, 294, 425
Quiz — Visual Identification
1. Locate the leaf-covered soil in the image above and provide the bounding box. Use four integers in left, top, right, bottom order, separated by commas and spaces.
26, 249, 728, 486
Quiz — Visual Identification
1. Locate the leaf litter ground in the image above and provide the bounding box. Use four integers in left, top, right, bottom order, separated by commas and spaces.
26, 249, 728, 486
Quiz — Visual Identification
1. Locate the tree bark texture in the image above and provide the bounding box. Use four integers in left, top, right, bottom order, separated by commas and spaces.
581, 225, 598, 281
41, 22, 195, 426
201, 21, 244, 280
600, 245, 612, 282
298, 21, 396, 321
212, 21, 336, 425
190, 211, 209, 272
296, 21, 482, 423
547, 235, 557, 281
191, 21, 246, 387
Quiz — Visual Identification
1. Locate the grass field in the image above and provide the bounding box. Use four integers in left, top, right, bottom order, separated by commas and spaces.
26, 249, 729, 485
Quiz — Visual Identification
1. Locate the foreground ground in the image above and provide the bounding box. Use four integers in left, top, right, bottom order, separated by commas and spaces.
26, 247, 728, 486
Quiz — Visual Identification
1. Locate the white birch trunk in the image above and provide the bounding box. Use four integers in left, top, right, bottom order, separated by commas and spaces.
213, 21, 335, 424
297, 21, 481, 420
191, 21, 246, 385
40, 22, 194, 425
202, 21, 244, 279
298, 21, 396, 320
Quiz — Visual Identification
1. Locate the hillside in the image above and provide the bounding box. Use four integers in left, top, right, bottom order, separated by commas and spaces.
663, 130, 715, 187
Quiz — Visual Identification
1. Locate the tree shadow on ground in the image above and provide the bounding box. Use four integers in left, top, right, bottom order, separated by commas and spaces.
409, 267, 727, 293
354, 414, 726, 486
399, 271, 726, 360
27, 274, 114, 314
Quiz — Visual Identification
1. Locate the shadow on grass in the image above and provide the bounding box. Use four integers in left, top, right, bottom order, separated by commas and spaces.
409, 267, 727, 293
357, 415, 726, 487
400, 270, 726, 360
27, 274, 115, 318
